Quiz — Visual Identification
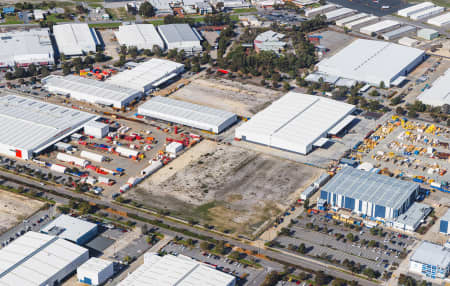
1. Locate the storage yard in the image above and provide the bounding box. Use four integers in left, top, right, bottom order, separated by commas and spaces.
169, 78, 282, 117
0, 190, 44, 234
127, 141, 322, 236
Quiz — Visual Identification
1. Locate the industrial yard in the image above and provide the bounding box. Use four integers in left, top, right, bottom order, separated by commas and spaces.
0, 189, 43, 234
129, 141, 322, 236
169, 78, 282, 117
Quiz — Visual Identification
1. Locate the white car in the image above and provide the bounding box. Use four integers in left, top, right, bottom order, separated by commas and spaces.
381, 5, 390, 9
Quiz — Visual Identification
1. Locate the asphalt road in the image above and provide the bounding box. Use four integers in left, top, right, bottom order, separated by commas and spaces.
0, 170, 379, 286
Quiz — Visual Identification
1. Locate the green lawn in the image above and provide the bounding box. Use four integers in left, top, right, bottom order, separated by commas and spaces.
88, 22, 121, 29
0, 15, 23, 25
45, 14, 69, 23
232, 7, 257, 13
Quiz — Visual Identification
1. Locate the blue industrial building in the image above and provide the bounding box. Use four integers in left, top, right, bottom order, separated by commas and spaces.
440, 209, 450, 235
410, 241, 450, 279
320, 167, 419, 219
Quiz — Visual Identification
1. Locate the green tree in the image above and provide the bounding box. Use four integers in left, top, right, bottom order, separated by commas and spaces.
303, 199, 310, 210
228, 251, 241, 260
298, 243, 306, 254
139, 1, 155, 17
153, 45, 163, 57
283, 81, 291, 91
200, 241, 210, 251
128, 46, 138, 59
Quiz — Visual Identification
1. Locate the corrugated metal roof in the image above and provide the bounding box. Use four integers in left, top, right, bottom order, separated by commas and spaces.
317, 39, 425, 86
428, 12, 450, 26
77, 258, 113, 273
235, 92, 355, 154
360, 20, 400, 33
40, 215, 97, 243
115, 24, 164, 50
393, 202, 431, 228
108, 59, 184, 92
397, 2, 435, 17
43, 75, 142, 108
382, 25, 416, 39
410, 241, 450, 268
0, 94, 96, 153
53, 24, 99, 55
322, 166, 418, 210
324, 8, 354, 20
118, 253, 235, 286
441, 209, 450, 222
417, 68, 450, 106
157, 24, 202, 43
0, 231, 88, 286
138, 96, 237, 133
335, 13, 368, 26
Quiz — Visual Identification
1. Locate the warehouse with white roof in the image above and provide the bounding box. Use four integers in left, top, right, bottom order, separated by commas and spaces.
417, 69, 450, 106
344, 15, 378, 30
157, 24, 203, 54
398, 2, 435, 17
324, 8, 355, 21
42, 75, 142, 108
115, 24, 165, 50
304, 3, 336, 17
108, 58, 184, 93
40, 214, 98, 245
138, 96, 237, 133
360, 20, 401, 35
410, 6, 445, 20
335, 13, 368, 27
0, 95, 97, 160
410, 241, 450, 278
118, 253, 236, 286
427, 12, 450, 26
53, 23, 100, 56
316, 39, 425, 87
0, 28, 54, 68
0, 231, 89, 286
235, 92, 356, 155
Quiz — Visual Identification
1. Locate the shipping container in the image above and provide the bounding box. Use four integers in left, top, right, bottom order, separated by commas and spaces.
115, 146, 139, 158
56, 152, 89, 168
50, 164, 67, 174
80, 150, 105, 163
140, 160, 163, 177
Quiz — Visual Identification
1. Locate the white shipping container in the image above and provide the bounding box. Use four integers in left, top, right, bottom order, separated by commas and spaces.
98, 176, 110, 184
50, 164, 67, 173
431, 182, 442, 188
80, 150, 105, 162
56, 152, 89, 167
120, 184, 130, 192
166, 142, 183, 154
85, 176, 97, 185
115, 146, 139, 157
141, 161, 163, 177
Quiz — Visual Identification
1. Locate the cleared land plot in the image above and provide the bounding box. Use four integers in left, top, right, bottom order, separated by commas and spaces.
170, 78, 282, 117
127, 140, 322, 236
0, 189, 43, 234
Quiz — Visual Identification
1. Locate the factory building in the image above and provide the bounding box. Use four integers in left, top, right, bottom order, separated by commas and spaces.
254, 30, 286, 53
335, 13, 368, 27
235, 92, 356, 155
304, 4, 336, 17
138, 96, 237, 134
324, 8, 355, 21
108, 58, 184, 93
390, 202, 431, 232
42, 75, 142, 108
157, 24, 203, 54
0, 28, 54, 68
398, 2, 436, 17
0, 231, 89, 286
84, 121, 110, 138
417, 28, 440, 40
417, 69, 450, 106
115, 24, 165, 50
360, 20, 401, 35
0, 95, 96, 160
410, 241, 450, 279
440, 209, 450, 235
316, 39, 425, 87
410, 6, 445, 20
382, 25, 416, 40
428, 12, 450, 27
53, 23, 100, 56
77, 258, 114, 286
344, 15, 379, 30
40, 214, 98, 245
118, 253, 236, 286
320, 167, 419, 219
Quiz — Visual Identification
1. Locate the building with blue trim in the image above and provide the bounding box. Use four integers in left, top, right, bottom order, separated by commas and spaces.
410, 241, 450, 279
320, 167, 419, 219
440, 209, 450, 235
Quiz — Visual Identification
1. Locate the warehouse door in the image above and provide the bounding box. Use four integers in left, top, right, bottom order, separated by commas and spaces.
15, 149, 22, 158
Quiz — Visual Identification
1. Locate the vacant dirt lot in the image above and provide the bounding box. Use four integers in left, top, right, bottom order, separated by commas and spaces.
170, 78, 282, 117
128, 141, 322, 237
0, 190, 43, 234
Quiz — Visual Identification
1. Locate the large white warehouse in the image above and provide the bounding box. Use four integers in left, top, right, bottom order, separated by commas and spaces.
0, 231, 89, 286
42, 75, 142, 108
53, 23, 100, 56
235, 92, 355, 155
0, 28, 54, 68
428, 12, 450, 27
417, 69, 450, 106
316, 39, 425, 87
108, 58, 184, 93
409, 6, 445, 21
118, 253, 236, 286
115, 24, 165, 50
397, 2, 435, 17
0, 94, 97, 160
157, 24, 203, 54
360, 20, 401, 35
138, 96, 237, 134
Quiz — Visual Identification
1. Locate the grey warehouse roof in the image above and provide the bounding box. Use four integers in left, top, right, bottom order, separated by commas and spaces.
322, 167, 418, 210
40, 214, 97, 243
42, 75, 142, 108
0, 95, 97, 153
393, 202, 431, 228
410, 241, 450, 268
138, 96, 237, 133
157, 24, 202, 43
417, 68, 450, 106
441, 209, 450, 222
